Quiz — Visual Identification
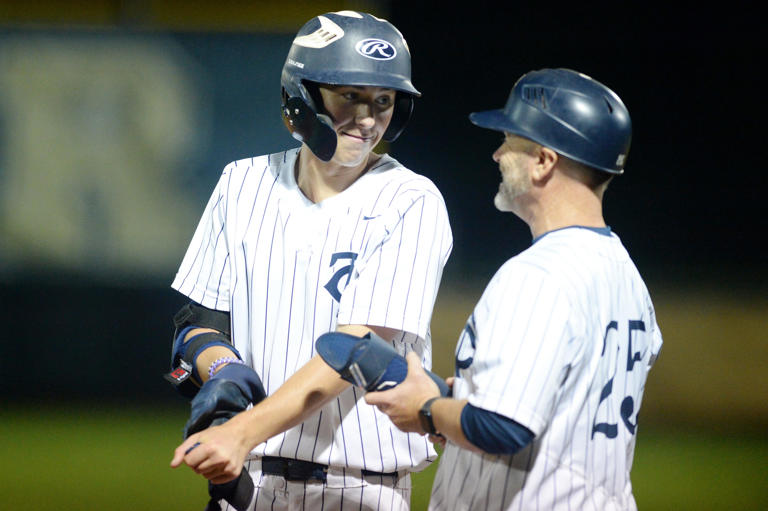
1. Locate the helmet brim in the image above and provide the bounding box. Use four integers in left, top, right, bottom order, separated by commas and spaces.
308, 70, 420, 97
469, 108, 626, 175
469, 109, 513, 133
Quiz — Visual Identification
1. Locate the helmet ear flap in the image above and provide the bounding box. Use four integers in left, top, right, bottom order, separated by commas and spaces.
303, 81, 327, 116
382, 92, 414, 142
281, 86, 337, 162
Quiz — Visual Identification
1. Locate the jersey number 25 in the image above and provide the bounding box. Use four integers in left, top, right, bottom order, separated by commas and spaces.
591, 319, 646, 439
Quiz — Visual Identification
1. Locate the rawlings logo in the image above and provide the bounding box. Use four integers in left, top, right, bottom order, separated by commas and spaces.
355, 38, 397, 60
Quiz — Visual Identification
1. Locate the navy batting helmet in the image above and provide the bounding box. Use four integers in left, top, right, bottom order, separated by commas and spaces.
469, 68, 631, 174
281, 11, 420, 161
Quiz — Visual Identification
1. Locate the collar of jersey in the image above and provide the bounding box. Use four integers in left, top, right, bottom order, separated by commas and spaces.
289, 150, 397, 208
532, 225, 612, 244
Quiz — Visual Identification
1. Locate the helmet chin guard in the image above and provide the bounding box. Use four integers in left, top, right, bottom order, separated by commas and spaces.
280, 11, 420, 161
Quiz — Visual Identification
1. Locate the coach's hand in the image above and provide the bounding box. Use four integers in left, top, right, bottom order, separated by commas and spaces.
365, 352, 441, 434
171, 416, 251, 485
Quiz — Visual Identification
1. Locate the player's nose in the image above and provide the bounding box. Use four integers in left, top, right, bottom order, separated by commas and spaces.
354, 103, 376, 128
492, 145, 503, 163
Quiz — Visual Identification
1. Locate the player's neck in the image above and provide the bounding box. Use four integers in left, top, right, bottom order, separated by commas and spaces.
525, 184, 605, 239
296, 148, 379, 203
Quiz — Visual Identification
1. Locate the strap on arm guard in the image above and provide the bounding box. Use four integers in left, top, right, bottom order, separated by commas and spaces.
173, 301, 231, 337
163, 302, 241, 398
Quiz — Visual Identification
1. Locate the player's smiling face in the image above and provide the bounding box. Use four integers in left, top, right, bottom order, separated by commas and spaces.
492, 133, 537, 212
318, 85, 396, 167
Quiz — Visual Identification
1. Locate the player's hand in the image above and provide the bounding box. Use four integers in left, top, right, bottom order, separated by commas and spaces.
170, 418, 251, 484
365, 352, 441, 434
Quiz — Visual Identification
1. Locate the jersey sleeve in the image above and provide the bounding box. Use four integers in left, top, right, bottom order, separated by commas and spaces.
336, 187, 452, 340
170, 165, 234, 311
646, 295, 664, 367
467, 264, 576, 435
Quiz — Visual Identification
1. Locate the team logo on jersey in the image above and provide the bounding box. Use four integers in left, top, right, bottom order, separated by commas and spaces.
324, 251, 358, 302
454, 314, 477, 376
355, 38, 397, 60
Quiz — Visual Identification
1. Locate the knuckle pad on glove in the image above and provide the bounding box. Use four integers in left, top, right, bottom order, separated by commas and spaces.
184, 380, 250, 438
183, 364, 266, 438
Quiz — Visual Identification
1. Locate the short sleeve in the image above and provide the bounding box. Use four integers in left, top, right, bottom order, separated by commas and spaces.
171, 165, 233, 311
467, 266, 575, 435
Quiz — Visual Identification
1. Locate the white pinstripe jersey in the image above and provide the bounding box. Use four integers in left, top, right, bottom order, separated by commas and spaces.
430, 227, 662, 511
172, 148, 453, 473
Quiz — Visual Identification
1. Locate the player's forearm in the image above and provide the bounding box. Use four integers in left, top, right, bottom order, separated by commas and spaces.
183, 327, 239, 384
226, 355, 350, 450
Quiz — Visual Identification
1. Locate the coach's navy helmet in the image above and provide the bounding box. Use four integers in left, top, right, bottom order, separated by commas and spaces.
281, 11, 420, 161
470, 68, 631, 174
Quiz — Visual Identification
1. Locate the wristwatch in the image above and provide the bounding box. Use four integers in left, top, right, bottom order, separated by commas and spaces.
418, 396, 444, 437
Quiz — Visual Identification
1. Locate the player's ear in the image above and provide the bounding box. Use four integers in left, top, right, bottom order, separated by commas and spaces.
532, 146, 558, 183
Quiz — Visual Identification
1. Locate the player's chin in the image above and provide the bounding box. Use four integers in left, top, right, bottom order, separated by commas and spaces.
493, 192, 513, 212
333, 143, 375, 167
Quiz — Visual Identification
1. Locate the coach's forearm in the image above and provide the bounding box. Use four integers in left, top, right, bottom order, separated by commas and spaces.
430, 398, 485, 454
227, 355, 350, 449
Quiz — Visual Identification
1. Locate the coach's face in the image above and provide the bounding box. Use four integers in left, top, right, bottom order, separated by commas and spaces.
492, 133, 536, 212
318, 85, 396, 167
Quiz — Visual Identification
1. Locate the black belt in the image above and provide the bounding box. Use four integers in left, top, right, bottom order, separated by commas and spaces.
260, 456, 399, 482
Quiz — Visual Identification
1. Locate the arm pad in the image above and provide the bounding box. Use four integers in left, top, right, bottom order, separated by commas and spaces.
165, 327, 243, 399
184, 362, 267, 438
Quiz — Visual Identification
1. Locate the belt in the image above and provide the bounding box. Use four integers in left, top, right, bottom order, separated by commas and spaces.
260, 456, 399, 482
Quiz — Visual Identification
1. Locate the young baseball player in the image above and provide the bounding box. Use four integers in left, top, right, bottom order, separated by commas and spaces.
167, 11, 452, 511
365, 68, 663, 510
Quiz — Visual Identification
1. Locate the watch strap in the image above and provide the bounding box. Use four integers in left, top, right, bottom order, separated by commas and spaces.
419, 396, 443, 436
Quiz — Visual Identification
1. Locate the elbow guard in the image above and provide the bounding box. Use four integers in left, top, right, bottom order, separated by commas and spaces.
315, 330, 451, 396
163, 302, 241, 399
